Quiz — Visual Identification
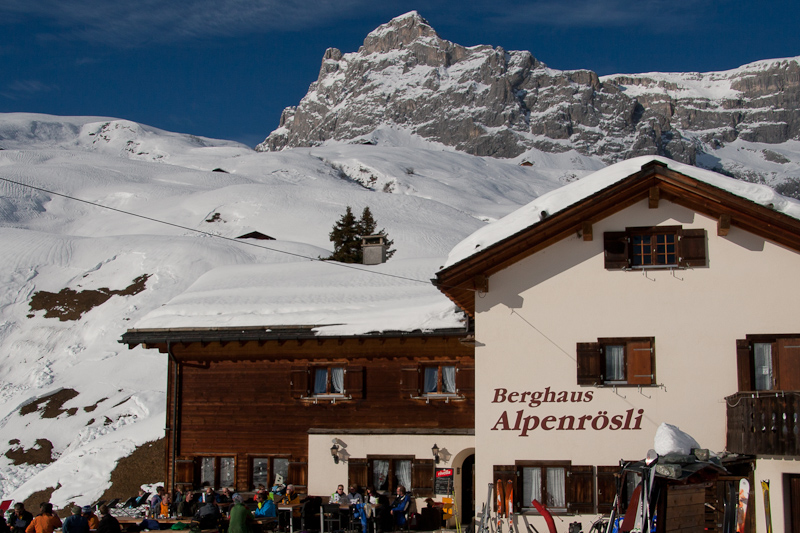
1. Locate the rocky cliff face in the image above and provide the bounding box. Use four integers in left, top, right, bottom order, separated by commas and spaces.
257, 12, 800, 171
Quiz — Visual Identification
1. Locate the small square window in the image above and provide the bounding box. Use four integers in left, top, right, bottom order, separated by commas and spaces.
312, 366, 345, 396
577, 337, 656, 386
604, 226, 706, 270
423, 365, 456, 395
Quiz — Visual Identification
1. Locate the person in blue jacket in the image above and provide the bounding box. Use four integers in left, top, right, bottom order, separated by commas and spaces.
391, 486, 410, 526
253, 492, 276, 518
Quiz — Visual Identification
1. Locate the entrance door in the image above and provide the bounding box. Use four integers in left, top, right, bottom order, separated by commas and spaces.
461, 454, 475, 524
790, 475, 800, 533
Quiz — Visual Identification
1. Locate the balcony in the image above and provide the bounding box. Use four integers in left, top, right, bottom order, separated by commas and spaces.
726, 391, 800, 456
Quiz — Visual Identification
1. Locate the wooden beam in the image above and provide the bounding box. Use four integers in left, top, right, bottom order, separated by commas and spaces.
718, 214, 731, 236
582, 221, 593, 241
649, 186, 660, 209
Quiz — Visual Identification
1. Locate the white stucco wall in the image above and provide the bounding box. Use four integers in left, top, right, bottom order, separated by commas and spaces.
308, 433, 475, 521
472, 198, 800, 532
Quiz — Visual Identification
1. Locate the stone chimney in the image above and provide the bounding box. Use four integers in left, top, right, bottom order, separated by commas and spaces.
362, 235, 387, 265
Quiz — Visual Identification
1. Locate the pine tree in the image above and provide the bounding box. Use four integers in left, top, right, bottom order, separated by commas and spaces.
328, 206, 395, 263
328, 206, 361, 262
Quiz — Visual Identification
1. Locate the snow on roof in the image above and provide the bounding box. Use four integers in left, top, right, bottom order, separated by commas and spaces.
133, 257, 465, 336
442, 156, 800, 269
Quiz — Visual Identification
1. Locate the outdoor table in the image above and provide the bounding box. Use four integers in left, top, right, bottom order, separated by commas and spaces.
276, 504, 299, 533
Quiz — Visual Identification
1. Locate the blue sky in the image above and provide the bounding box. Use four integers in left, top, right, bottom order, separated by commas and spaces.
3, 0, 799, 147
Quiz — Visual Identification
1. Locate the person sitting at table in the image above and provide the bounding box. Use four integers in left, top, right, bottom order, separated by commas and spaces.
25, 503, 61, 533
61, 507, 88, 533
217, 488, 234, 513
390, 486, 410, 527
81, 507, 99, 530
253, 484, 267, 501
253, 492, 276, 518
10, 503, 33, 533
159, 493, 172, 517
177, 492, 198, 519
279, 484, 298, 505
149, 487, 165, 517
95, 506, 120, 533
365, 487, 378, 505
227, 494, 254, 533
330, 485, 346, 504
200, 486, 218, 505
347, 485, 363, 505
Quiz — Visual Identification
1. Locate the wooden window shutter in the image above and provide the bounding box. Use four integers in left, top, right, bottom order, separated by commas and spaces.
290, 366, 309, 399
603, 232, 629, 269
577, 343, 602, 385
287, 460, 308, 490
567, 465, 594, 514
626, 339, 654, 385
776, 337, 800, 390
345, 366, 365, 399
348, 458, 368, 491
679, 228, 707, 267
411, 458, 435, 497
400, 367, 420, 398
736, 339, 754, 392
596, 466, 618, 514
456, 366, 475, 395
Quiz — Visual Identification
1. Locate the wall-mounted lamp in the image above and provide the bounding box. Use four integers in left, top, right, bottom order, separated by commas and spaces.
331, 443, 340, 464
432, 443, 440, 464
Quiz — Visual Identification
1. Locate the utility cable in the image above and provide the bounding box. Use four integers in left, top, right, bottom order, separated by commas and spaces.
0, 176, 474, 290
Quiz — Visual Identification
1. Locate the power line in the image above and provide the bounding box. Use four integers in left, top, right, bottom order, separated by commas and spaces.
0, 176, 465, 289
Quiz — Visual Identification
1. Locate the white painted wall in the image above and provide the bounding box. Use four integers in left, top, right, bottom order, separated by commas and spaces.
472, 199, 800, 532
308, 433, 475, 521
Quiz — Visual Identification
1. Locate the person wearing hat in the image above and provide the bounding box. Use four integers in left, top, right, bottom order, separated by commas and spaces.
226, 494, 253, 533
81, 507, 99, 530
62, 507, 88, 533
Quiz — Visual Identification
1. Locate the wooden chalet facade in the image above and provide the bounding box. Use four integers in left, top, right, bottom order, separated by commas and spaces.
122, 326, 475, 503
435, 157, 800, 533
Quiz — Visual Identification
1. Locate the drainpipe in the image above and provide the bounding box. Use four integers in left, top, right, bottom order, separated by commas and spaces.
167, 341, 179, 496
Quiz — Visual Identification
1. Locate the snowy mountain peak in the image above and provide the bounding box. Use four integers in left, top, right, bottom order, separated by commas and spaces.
361, 11, 439, 55
257, 14, 800, 185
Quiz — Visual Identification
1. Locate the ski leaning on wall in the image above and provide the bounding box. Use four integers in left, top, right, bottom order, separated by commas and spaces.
735, 478, 749, 533
506, 479, 515, 533
761, 480, 772, 533
479, 483, 493, 533
496, 479, 505, 533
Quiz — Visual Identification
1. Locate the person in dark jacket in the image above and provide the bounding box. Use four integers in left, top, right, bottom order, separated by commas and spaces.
0, 513, 11, 533
61, 507, 89, 533
177, 492, 198, 519
10, 504, 33, 533
96, 505, 120, 533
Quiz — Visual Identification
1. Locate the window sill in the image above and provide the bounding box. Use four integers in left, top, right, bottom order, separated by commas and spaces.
299, 394, 352, 404
408, 393, 466, 403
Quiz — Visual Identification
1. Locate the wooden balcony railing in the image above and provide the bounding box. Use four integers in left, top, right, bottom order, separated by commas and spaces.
726, 391, 800, 456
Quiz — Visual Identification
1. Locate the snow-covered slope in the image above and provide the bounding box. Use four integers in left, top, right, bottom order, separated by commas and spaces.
0, 112, 594, 505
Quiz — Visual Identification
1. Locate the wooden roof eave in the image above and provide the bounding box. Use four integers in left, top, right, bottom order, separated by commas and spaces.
436, 162, 800, 316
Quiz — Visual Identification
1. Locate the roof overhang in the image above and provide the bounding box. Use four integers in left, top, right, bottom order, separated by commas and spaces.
121, 325, 471, 352
435, 160, 800, 316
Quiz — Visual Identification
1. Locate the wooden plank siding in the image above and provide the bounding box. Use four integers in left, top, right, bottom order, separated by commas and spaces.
151, 334, 474, 493
726, 391, 800, 456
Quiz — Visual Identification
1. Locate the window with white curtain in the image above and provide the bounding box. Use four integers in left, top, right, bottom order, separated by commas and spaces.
423, 365, 457, 395
312, 366, 345, 395
369, 456, 416, 493
520, 465, 567, 512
